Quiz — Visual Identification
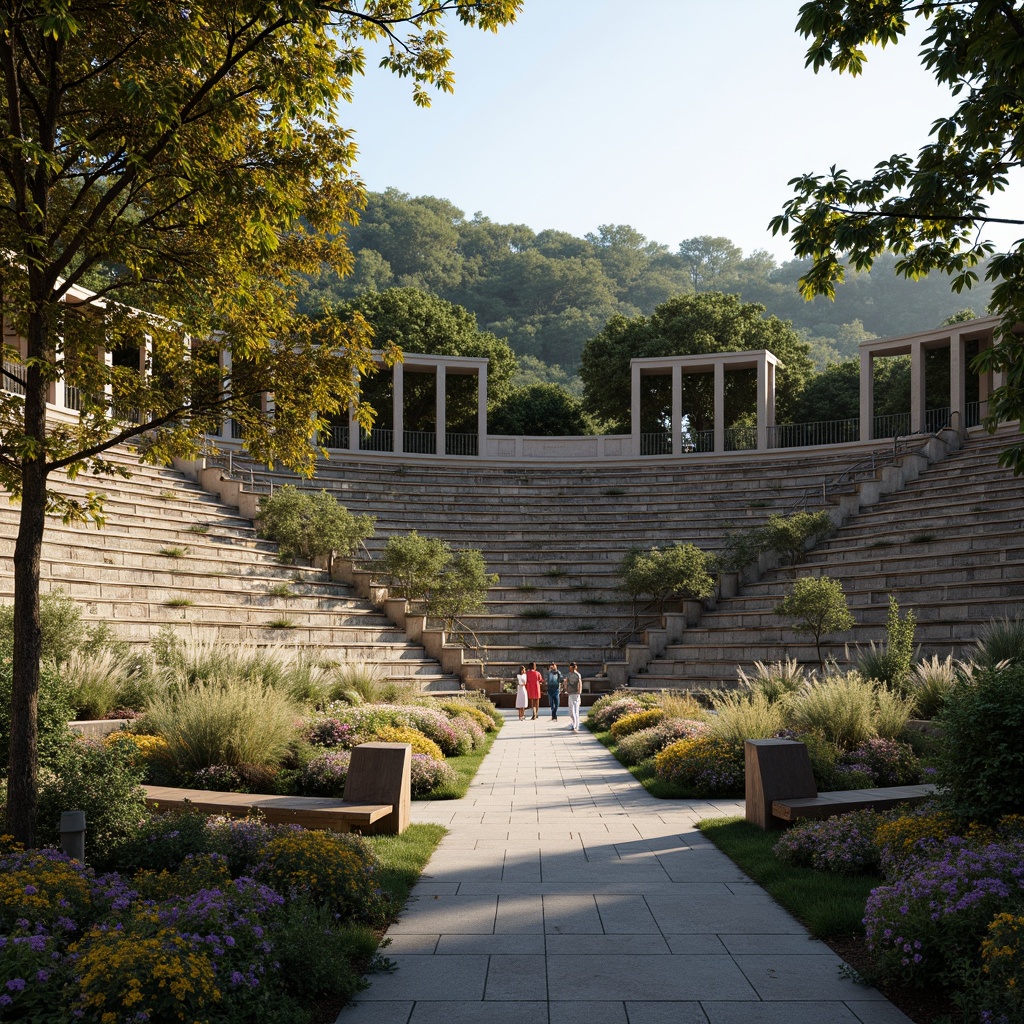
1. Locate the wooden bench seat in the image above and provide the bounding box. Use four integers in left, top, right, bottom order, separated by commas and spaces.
144, 741, 411, 835
745, 738, 935, 830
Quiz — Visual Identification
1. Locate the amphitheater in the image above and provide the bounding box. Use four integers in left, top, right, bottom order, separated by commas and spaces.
2, 313, 1021, 697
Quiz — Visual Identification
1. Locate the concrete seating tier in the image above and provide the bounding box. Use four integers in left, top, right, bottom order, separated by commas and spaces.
0, 458, 462, 691
637, 429, 1024, 688
216, 444, 902, 683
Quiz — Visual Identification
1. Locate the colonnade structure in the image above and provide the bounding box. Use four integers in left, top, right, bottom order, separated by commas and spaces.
3, 304, 1016, 460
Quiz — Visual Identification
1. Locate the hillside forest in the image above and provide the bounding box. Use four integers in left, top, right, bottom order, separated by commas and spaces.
299, 188, 994, 435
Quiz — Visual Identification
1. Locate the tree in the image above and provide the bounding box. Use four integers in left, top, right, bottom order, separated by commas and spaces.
775, 575, 855, 669
334, 287, 517, 431
380, 532, 452, 604
428, 548, 499, 634
678, 236, 743, 291
0, 0, 521, 846
770, 1, 1024, 471
255, 486, 375, 569
580, 292, 815, 432
488, 382, 593, 436
617, 543, 716, 616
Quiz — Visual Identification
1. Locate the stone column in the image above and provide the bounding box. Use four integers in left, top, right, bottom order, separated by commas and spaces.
860, 348, 874, 441
671, 363, 682, 456
219, 345, 231, 439
949, 332, 965, 431
392, 360, 404, 454
756, 353, 770, 450
435, 363, 446, 457
477, 362, 488, 454
910, 341, 926, 433
630, 361, 641, 452
713, 361, 725, 453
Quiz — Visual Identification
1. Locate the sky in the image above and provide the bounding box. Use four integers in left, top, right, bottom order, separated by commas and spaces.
342, 0, 1019, 263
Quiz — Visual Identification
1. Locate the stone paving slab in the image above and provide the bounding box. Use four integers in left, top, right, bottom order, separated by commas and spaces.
335, 710, 913, 1024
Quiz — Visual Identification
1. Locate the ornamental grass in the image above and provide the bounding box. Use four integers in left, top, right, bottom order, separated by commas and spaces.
708, 690, 786, 742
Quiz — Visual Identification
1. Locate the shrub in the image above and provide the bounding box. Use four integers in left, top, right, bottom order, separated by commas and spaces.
837, 738, 921, 787
864, 838, 1024, 986
410, 753, 457, 796
301, 750, 352, 796
437, 700, 497, 733
146, 676, 300, 773
875, 807, 959, 877
0, 588, 85, 664
110, 807, 221, 874
0, 661, 75, 776
783, 672, 876, 748
588, 692, 659, 731
857, 596, 917, 689
773, 809, 886, 874
617, 542, 716, 612
0, 844, 95, 933
256, 829, 386, 925
103, 730, 174, 780
36, 737, 148, 868
937, 661, 1024, 824
371, 724, 445, 761
305, 716, 362, 749
708, 691, 786, 742
975, 911, 1024, 1024
610, 708, 665, 740
379, 531, 451, 601
256, 485, 375, 565
654, 737, 746, 796
615, 718, 709, 766
762, 510, 835, 565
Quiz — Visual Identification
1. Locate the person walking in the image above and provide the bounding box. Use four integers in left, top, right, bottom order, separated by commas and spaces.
514, 664, 528, 721
525, 662, 543, 720
545, 662, 564, 720
564, 661, 584, 731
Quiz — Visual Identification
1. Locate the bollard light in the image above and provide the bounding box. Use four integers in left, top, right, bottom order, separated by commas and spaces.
60, 809, 86, 864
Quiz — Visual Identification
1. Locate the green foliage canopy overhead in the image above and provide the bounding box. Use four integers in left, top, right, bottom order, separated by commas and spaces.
488, 382, 593, 436
580, 292, 814, 432
771, 0, 1024, 470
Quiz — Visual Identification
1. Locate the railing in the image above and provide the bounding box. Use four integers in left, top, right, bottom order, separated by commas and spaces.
360, 428, 393, 452
873, 411, 911, 439
64, 385, 81, 411
404, 430, 436, 455
769, 418, 860, 449
725, 426, 757, 451
318, 423, 348, 449
684, 430, 714, 453
445, 432, 478, 456
2, 359, 25, 396
925, 407, 951, 433
965, 400, 986, 428
231, 419, 244, 440
640, 432, 671, 455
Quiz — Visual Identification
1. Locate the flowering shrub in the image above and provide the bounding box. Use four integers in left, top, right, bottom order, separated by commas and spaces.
410, 753, 457, 796
444, 713, 484, 753
301, 749, 352, 797
187, 764, 246, 792
437, 700, 497, 733
773, 809, 885, 874
369, 725, 445, 761
256, 830, 385, 925
203, 816, 302, 877
588, 696, 647, 732
103, 730, 171, 764
615, 718, 709, 767
323, 703, 462, 756
610, 708, 665, 740
305, 716, 360, 749
653, 737, 745, 796
70, 922, 221, 1023
133, 852, 235, 903
836, 738, 921, 787
0, 845, 94, 933
977, 911, 1024, 1023
864, 838, 1024, 986
402, 706, 463, 755
875, 808, 959, 877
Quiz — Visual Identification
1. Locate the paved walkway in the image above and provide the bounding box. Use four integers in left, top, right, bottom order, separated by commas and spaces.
336, 711, 911, 1024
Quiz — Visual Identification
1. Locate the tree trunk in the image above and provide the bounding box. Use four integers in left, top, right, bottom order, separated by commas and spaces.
5, 309, 50, 847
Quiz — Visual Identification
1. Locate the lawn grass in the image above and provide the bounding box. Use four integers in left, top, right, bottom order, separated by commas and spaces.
428, 726, 500, 799
697, 816, 881, 938
366, 822, 448, 908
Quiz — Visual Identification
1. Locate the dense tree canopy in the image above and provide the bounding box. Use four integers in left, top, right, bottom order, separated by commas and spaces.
579, 293, 815, 433
0, 0, 521, 845
333, 288, 517, 431
488, 382, 593, 436
771, 0, 1024, 469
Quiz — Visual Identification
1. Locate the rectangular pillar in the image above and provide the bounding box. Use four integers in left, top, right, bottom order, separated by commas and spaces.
756, 354, 769, 449
671, 363, 682, 456
713, 362, 725, 453
435, 364, 446, 457
859, 349, 874, 441
911, 341, 926, 433
630, 361, 641, 452
949, 332, 964, 431
392, 361, 404, 454
477, 363, 487, 452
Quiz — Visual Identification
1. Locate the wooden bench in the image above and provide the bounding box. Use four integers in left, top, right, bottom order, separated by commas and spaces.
144, 741, 411, 835
744, 738, 935, 830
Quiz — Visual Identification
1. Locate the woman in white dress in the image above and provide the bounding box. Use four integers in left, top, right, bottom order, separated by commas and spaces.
514, 664, 528, 721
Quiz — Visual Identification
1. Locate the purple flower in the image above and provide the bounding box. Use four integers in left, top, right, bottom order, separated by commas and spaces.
6, 979, 26, 992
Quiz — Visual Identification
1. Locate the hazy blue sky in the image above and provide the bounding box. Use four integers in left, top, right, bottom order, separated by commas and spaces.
343, 1, 1018, 262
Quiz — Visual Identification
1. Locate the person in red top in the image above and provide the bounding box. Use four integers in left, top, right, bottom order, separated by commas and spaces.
525, 662, 543, 720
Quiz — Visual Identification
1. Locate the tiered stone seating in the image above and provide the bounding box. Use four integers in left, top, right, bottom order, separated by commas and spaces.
639, 429, 1024, 688
0, 455, 462, 690
217, 441, 898, 683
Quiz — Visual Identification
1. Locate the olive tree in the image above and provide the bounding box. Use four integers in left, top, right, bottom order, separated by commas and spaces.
775, 575, 855, 670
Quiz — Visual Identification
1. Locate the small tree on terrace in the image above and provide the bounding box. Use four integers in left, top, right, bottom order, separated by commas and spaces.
618, 543, 716, 623
428, 548, 499, 634
761, 511, 835, 566
256, 487, 375, 570
776, 575, 855, 670
380, 532, 452, 604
